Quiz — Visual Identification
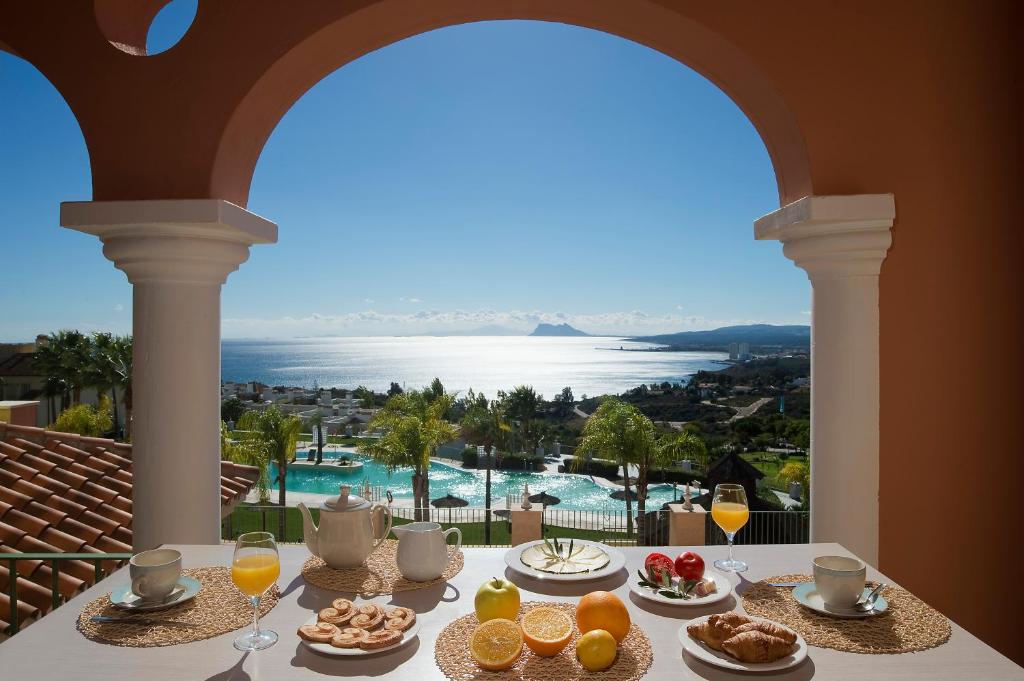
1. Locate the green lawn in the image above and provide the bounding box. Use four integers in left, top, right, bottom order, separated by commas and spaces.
741, 451, 807, 492
222, 504, 643, 547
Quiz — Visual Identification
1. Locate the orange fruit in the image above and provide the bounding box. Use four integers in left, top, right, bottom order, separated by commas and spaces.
470, 618, 523, 671
575, 591, 631, 643
521, 606, 573, 657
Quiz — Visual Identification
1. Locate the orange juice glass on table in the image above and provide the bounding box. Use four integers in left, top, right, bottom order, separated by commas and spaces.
711, 484, 749, 573
231, 531, 280, 651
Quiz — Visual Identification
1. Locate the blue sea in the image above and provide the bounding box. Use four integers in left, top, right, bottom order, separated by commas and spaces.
222, 336, 725, 398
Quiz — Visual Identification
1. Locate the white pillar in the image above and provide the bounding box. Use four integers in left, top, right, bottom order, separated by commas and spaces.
61, 200, 277, 550
755, 195, 895, 564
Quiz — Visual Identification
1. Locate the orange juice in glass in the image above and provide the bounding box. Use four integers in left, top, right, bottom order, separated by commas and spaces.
231, 531, 280, 651
232, 553, 281, 596
711, 484, 749, 573
711, 502, 749, 535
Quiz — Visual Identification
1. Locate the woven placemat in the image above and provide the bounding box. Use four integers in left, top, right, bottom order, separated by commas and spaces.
741, 574, 950, 654
434, 601, 653, 681
301, 539, 463, 594
77, 567, 280, 647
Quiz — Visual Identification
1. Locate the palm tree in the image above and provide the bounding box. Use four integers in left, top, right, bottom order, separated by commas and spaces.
82, 333, 133, 438
236, 406, 302, 539
222, 420, 271, 503
359, 391, 457, 521
461, 394, 511, 544
574, 398, 656, 538
658, 430, 707, 478
34, 333, 70, 413
501, 385, 541, 454
109, 335, 133, 438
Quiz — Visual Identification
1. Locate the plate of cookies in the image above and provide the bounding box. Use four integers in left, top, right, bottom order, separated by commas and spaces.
679, 611, 807, 672
297, 599, 420, 656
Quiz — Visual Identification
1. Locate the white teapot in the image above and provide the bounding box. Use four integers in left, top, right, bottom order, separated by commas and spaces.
298, 485, 393, 568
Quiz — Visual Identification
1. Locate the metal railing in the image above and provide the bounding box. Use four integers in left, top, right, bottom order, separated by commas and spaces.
222, 504, 810, 548
542, 509, 671, 546
705, 510, 810, 545
3, 552, 131, 636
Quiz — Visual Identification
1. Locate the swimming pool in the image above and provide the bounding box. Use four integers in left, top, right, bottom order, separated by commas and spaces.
271, 452, 691, 512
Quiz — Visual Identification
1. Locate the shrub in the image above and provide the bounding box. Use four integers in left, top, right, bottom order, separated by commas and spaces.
461, 446, 478, 468
52, 396, 113, 437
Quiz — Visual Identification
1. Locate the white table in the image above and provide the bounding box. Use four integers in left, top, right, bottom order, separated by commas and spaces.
1, 543, 1021, 679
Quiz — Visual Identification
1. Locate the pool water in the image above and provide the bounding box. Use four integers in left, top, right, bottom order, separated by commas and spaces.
270, 452, 691, 511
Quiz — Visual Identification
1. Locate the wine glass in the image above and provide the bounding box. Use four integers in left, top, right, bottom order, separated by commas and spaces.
231, 531, 281, 651
711, 484, 749, 572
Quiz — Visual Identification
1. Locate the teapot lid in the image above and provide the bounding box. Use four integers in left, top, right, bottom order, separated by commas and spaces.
323, 484, 371, 512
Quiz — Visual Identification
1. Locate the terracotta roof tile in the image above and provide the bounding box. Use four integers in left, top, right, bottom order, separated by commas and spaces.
56, 516, 101, 544
3, 508, 49, 537
0, 486, 32, 510
0, 420, 259, 629
42, 495, 88, 519
44, 466, 90, 490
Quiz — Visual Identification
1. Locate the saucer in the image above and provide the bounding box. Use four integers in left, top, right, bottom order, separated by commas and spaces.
792, 583, 889, 618
110, 576, 202, 611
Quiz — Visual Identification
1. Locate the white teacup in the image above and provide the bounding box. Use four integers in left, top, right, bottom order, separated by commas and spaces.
130, 548, 182, 602
813, 555, 866, 608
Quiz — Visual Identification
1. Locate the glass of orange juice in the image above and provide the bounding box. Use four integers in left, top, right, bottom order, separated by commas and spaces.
711, 484, 749, 573
231, 531, 281, 651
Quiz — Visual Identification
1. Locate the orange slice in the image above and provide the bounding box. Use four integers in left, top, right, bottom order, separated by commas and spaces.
521, 607, 573, 657
470, 618, 523, 670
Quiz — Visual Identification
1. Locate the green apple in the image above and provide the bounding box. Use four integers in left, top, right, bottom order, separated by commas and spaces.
474, 577, 520, 622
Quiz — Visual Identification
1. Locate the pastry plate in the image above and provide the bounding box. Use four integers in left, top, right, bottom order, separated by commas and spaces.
792, 583, 889, 619
503, 540, 625, 583
679, 615, 808, 673
628, 568, 732, 606
299, 614, 421, 657
110, 577, 201, 612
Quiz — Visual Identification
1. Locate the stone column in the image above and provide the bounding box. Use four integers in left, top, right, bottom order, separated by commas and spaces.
755, 195, 895, 564
510, 510, 542, 546
667, 503, 706, 546
61, 200, 277, 550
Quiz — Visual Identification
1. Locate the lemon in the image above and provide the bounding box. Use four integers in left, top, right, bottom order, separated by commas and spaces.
470, 618, 523, 671
576, 628, 617, 671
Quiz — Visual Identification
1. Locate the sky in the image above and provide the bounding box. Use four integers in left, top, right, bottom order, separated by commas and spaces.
0, 1, 808, 341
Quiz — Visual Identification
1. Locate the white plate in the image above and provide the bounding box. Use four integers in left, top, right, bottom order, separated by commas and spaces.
628, 568, 732, 606
792, 583, 889, 619
110, 577, 201, 612
299, 614, 421, 657
503, 540, 625, 583
678, 615, 808, 673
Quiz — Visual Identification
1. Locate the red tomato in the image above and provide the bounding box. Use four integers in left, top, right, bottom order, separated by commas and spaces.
644, 552, 677, 580
674, 551, 705, 581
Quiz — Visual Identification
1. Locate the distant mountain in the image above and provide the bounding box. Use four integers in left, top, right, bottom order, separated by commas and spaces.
631, 324, 810, 349
530, 323, 590, 337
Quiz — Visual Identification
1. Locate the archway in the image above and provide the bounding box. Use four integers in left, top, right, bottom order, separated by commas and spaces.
37, 2, 891, 563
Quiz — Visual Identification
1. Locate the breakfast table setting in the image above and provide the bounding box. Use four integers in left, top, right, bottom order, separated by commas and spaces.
0, 484, 1021, 680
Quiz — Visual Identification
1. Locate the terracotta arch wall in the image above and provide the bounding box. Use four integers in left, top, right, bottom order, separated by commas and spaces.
0, 0, 1021, 662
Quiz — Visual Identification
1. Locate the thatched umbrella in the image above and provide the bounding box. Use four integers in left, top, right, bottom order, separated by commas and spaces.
610, 488, 639, 501
528, 491, 561, 509
431, 493, 469, 523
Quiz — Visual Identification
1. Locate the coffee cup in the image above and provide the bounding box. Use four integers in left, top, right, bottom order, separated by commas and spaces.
130, 548, 182, 602
813, 555, 866, 608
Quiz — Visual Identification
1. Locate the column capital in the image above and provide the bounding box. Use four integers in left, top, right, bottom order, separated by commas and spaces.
60, 199, 278, 285
755, 194, 895, 279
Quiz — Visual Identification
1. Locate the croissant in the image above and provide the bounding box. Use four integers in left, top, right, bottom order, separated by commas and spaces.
722, 630, 795, 663
732, 620, 797, 645
687, 612, 752, 651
